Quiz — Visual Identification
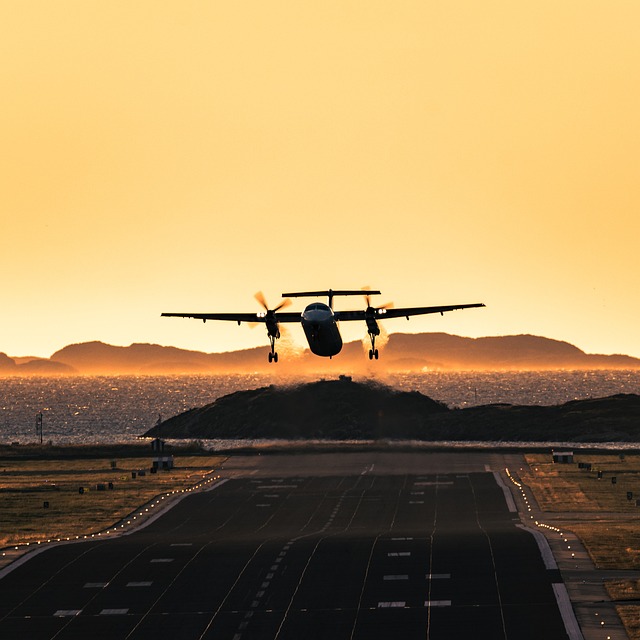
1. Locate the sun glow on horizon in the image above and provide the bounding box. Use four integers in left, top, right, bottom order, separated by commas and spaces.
1, 2, 639, 360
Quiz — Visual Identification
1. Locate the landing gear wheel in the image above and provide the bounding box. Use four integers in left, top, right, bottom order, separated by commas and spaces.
368, 349, 373, 360
274, 352, 278, 363
374, 349, 379, 360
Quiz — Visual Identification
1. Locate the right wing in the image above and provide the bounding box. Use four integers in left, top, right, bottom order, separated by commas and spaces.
336, 303, 485, 322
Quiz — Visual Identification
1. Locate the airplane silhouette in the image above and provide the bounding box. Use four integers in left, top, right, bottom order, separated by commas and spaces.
162, 289, 484, 363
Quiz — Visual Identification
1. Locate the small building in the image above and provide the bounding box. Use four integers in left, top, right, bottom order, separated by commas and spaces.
552, 450, 574, 464
153, 455, 174, 470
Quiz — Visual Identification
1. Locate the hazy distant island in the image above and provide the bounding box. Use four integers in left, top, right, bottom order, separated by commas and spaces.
2, 333, 639, 375
144, 377, 640, 443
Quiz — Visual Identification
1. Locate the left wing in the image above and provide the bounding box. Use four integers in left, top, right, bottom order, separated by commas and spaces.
161, 312, 302, 324
335, 303, 485, 322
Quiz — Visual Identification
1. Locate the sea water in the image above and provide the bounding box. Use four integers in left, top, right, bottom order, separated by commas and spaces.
0, 371, 639, 446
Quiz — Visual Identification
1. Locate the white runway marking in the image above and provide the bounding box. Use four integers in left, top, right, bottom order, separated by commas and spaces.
378, 601, 406, 608
493, 471, 517, 512
426, 573, 451, 580
387, 551, 411, 557
552, 584, 585, 640
54, 610, 81, 617
425, 600, 451, 607
516, 524, 557, 569
100, 608, 129, 615
383, 574, 408, 580
127, 581, 152, 587
256, 485, 297, 490
84, 582, 108, 588
151, 558, 173, 563
170, 543, 193, 547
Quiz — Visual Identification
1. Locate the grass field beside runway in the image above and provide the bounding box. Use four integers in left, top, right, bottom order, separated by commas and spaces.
0, 455, 225, 547
525, 452, 640, 639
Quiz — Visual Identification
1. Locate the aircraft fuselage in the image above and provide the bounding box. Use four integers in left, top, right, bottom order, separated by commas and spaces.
301, 302, 342, 357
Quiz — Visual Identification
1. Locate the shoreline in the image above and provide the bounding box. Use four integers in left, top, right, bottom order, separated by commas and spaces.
2, 439, 640, 460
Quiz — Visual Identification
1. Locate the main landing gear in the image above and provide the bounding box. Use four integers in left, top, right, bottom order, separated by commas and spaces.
268, 334, 279, 363
368, 331, 379, 360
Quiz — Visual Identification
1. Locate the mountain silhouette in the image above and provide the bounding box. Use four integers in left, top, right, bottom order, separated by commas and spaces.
0, 333, 636, 376
47, 333, 639, 374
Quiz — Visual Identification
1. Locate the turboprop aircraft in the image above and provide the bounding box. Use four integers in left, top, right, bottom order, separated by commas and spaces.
162, 289, 484, 363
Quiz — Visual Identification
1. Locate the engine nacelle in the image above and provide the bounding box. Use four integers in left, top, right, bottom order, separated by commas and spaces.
365, 313, 380, 336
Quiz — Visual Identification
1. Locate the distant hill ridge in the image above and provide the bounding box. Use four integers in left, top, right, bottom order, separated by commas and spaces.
1, 333, 638, 375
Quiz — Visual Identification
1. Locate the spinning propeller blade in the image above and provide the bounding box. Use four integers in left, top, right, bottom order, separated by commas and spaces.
254, 291, 292, 313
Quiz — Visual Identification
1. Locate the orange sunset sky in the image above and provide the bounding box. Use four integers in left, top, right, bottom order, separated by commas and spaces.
2, 2, 639, 359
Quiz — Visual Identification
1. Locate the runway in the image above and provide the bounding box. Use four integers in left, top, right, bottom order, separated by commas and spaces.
0, 452, 571, 639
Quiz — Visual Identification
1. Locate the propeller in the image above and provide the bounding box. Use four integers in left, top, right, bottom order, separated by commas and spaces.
254, 291, 292, 314
363, 287, 393, 312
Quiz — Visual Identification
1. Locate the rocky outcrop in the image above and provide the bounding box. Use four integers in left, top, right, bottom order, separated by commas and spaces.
143, 378, 640, 442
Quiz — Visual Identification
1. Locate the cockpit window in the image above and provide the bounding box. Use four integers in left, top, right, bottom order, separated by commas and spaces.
307, 303, 328, 311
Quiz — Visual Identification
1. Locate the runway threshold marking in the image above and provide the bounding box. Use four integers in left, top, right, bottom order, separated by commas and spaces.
424, 600, 451, 607
378, 601, 406, 608
84, 582, 108, 588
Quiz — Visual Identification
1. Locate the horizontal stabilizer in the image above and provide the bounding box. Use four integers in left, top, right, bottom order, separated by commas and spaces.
282, 289, 380, 298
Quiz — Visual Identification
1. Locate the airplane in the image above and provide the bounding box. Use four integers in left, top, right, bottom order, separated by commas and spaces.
162, 289, 485, 363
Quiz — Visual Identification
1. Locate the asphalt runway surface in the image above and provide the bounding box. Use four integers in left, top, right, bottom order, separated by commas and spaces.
0, 452, 571, 639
